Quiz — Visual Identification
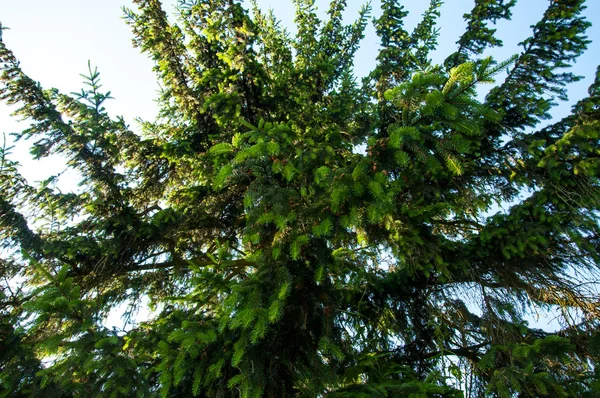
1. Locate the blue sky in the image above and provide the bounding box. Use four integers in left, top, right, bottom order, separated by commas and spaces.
2, 1, 599, 125
1, 0, 598, 137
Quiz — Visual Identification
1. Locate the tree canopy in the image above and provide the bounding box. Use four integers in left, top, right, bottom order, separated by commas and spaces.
1, 0, 599, 396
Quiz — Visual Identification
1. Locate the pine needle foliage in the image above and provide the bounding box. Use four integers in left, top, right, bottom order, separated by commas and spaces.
1, 0, 599, 396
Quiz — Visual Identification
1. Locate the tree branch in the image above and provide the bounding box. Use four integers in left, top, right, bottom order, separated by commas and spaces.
130, 257, 253, 272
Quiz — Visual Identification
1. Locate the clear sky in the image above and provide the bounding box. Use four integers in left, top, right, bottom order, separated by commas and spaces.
1, 0, 598, 330
1, 0, 599, 179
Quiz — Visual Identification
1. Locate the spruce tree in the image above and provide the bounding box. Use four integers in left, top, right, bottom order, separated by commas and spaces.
1, 0, 599, 396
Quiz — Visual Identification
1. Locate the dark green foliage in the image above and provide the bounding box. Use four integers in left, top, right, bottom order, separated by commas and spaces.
1, 0, 599, 396
487, 0, 591, 128
445, 0, 516, 68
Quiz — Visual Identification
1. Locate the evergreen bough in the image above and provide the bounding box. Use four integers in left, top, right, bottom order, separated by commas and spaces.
1, 0, 599, 396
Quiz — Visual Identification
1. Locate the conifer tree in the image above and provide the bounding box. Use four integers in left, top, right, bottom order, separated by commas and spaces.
1, 0, 599, 396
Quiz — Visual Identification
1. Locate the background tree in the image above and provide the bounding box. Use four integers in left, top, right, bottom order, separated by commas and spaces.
1, 0, 599, 397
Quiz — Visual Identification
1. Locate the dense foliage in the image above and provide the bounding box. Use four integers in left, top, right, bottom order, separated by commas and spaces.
1, 0, 599, 396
